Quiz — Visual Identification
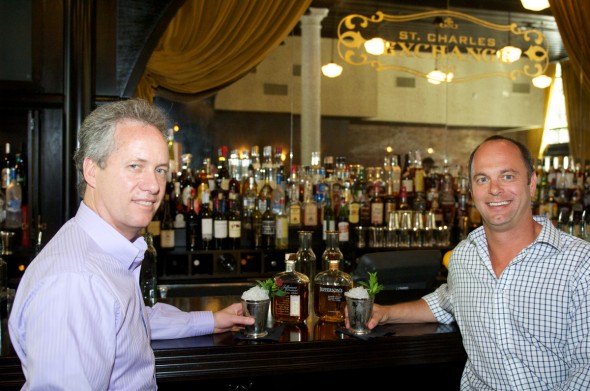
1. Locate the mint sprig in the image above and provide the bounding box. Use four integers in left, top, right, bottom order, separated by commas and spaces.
357, 272, 384, 298
256, 278, 287, 298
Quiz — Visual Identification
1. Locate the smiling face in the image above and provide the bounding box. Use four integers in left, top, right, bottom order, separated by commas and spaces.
83, 119, 169, 240
470, 139, 537, 234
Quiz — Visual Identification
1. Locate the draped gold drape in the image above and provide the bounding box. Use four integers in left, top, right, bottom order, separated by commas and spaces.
549, 0, 590, 162
135, 0, 313, 102
561, 60, 590, 162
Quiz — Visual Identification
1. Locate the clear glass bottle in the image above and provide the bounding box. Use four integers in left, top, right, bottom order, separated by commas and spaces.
272, 255, 309, 324
314, 255, 353, 323
295, 231, 317, 282
321, 230, 343, 270
140, 232, 158, 306
5, 169, 22, 230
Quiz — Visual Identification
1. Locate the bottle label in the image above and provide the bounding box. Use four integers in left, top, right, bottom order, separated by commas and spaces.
289, 295, 301, 317
229, 221, 241, 238
201, 218, 213, 240
338, 221, 349, 242
289, 205, 301, 225
370, 203, 384, 225
303, 204, 317, 226
276, 216, 288, 239
160, 230, 175, 248
214, 220, 228, 238
348, 203, 360, 224
262, 220, 276, 235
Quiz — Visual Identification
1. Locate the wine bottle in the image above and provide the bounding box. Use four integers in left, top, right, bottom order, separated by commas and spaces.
185, 196, 200, 251
227, 197, 242, 250
213, 192, 228, 250
200, 190, 213, 250
140, 232, 158, 306
159, 194, 175, 249
261, 199, 276, 249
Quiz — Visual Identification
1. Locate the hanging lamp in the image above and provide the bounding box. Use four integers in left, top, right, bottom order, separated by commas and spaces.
520, 0, 549, 11
322, 10, 343, 78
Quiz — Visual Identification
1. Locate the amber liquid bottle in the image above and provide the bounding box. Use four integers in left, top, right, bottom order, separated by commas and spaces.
314, 257, 353, 323
272, 256, 310, 324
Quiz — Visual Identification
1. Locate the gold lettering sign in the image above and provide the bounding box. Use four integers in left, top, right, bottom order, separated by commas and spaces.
337, 10, 549, 82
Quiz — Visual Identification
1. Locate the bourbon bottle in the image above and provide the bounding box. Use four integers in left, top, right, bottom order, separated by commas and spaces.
313, 257, 353, 323
272, 255, 310, 324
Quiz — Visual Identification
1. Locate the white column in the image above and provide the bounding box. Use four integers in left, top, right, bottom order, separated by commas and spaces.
300, 8, 328, 167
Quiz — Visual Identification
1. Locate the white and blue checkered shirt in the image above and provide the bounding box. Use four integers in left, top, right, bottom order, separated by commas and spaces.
424, 215, 590, 390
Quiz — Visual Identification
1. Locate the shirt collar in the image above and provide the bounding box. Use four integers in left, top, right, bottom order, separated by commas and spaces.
75, 202, 148, 271
467, 215, 561, 250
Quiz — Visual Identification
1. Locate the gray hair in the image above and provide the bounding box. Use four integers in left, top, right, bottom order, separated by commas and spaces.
73, 99, 169, 197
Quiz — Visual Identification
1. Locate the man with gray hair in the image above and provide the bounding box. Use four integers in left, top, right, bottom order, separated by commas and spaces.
9, 99, 253, 390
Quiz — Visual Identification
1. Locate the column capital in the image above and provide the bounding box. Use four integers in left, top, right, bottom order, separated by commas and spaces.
300, 7, 329, 27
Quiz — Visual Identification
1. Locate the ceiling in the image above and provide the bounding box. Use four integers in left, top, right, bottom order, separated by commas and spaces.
307, 0, 567, 63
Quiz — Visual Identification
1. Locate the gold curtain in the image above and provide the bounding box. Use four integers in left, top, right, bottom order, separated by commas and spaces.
549, 0, 590, 162
135, 0, 313, 102
561, 60, 590, 162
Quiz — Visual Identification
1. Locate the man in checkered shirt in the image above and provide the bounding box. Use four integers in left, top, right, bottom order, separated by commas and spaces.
359, 135, 590, 390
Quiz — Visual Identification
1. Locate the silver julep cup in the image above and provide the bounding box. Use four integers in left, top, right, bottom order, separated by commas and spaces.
241, 298, 271, 338
346, 297, 374, 335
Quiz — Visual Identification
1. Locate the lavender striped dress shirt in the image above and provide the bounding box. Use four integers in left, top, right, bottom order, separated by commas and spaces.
9, 202, 214, 390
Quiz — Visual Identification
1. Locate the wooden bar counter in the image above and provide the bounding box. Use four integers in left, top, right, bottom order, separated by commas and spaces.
0, 288, 467, 390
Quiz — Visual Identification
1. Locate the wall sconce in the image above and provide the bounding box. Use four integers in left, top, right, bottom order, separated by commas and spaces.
532, 74, 552, 88
520, 0, 550, 11
364, 37, 386, 55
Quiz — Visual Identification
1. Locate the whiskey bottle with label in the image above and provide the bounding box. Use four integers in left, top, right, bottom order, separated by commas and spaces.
272, 255, 309, 324
313, 257, 353, 323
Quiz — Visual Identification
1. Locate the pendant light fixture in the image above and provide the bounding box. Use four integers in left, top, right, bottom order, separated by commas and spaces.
427, 17, 453, 85
520, 0, 549, 12
322, 9, 343, 78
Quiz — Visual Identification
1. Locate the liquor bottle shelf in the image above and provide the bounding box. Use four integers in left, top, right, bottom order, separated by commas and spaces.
156, 245, 452, 285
